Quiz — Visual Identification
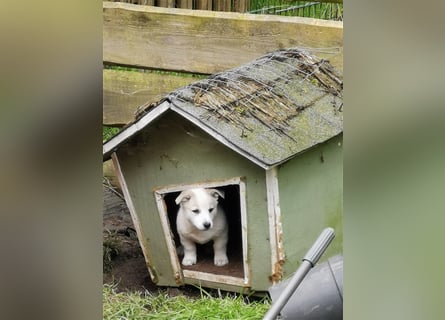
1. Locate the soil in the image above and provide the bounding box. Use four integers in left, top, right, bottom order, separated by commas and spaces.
102, 186, 156, 292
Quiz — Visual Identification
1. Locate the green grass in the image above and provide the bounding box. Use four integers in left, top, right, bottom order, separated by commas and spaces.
103, 126, 121, 142
104, 64, 209, 79
249, 1, 343, 20
103, 284, 271, 320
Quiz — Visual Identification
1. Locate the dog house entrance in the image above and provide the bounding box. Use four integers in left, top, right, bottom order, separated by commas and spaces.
154, 177, 250, 288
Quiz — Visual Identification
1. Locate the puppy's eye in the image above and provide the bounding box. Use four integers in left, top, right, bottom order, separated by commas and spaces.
209, 208, 214, 213
192, 209, 200, 214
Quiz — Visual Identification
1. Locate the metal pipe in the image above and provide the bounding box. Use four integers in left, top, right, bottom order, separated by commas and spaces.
263, 227, 335, 320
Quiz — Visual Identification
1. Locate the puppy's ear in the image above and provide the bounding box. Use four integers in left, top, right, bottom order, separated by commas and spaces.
207, 189, 225, 200
175, 191, 192, 204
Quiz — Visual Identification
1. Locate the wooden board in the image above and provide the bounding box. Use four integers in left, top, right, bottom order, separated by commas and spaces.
103, 69, 201, 125
111, 152, 161, 284
277, 135, 343, 277
157, 0, 175, 8
103, 159, 120, 188
103, 3, 343, 73
178, 0, 193, 9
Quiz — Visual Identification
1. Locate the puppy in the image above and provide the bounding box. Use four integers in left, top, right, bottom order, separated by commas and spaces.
175, 188, 229, 266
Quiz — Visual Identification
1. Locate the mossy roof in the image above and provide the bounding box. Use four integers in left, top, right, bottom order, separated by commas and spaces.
103, 47, 343, 169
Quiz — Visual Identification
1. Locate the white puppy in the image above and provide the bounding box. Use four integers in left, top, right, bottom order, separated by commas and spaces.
175, 188, 229, 266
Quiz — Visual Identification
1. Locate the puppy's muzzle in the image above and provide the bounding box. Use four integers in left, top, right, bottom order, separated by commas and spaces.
203, 222, 211, 230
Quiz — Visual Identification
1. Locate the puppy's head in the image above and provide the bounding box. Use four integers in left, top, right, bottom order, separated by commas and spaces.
175, 188, 224, 231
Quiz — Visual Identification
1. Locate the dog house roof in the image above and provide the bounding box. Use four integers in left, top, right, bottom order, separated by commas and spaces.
103, 48, 343, 169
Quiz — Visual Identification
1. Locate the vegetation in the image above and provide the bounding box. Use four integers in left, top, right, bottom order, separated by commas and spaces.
103, 126, 121, 142
103, 230, 120, 273
103, 64, 209, 78
249, 0, 343, 20
103, 284, 271, 320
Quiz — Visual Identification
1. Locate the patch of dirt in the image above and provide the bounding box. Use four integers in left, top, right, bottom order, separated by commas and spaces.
102, 186, 155, 292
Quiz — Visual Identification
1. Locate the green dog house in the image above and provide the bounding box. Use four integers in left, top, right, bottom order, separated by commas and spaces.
103, 48, 343, 293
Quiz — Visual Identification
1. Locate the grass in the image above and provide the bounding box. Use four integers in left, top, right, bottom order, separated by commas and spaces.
249, 0, 343, 20
104, 64, 209, 79
103, 126, 121, 142
103, 284, 271, 320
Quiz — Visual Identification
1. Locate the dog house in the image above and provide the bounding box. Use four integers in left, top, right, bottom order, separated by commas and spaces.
103, 48, 343, 293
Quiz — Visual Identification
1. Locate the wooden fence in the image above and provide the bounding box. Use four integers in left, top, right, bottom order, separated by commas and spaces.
106, 0, 343, 13
103, 2, 343, 126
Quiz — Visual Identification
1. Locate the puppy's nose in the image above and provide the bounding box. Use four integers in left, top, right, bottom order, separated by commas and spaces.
203, 222, 211, 229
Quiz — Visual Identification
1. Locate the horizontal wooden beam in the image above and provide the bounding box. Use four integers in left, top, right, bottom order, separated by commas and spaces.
103, 69, 201, 125
103, 3, 343, 74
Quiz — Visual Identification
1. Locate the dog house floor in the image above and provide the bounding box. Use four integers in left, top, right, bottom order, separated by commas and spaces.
179, 245, 244, 278
182, 256, 244, 278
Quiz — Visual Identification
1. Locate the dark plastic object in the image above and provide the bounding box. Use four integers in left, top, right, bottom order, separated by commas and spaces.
265, 261, 314, 320
263, 228, 335, 320
268, 255, 343, 320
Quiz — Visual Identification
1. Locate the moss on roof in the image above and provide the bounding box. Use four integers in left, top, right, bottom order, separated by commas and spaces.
108, 47, 343, 167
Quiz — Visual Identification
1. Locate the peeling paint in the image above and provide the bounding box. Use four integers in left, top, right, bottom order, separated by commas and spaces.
270, 259, 286, 283
266, 167, 286, 285
174, 271, 183, 285
146, 262, 158, 284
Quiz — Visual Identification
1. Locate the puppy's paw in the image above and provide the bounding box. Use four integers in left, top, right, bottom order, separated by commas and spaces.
214, 255, 229, 266
182, 255, 197, 266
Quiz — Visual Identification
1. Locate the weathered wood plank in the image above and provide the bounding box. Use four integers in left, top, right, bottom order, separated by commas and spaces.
111, 152, 161, 285
178, 0, 193, 9
103, 3, 343, 73
224, 0, 231, 11
103, 160, 120, 188
196, 0, 212, 10
237, 0, 249, 13
158, 0, 175, 8
214, 0, 230, 11
214, 0, 222, 11
103, 69, 202, 125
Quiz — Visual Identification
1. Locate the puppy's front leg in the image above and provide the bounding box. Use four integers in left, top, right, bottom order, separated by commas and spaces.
213, 235, 229, 266
180, 236, 197, 266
